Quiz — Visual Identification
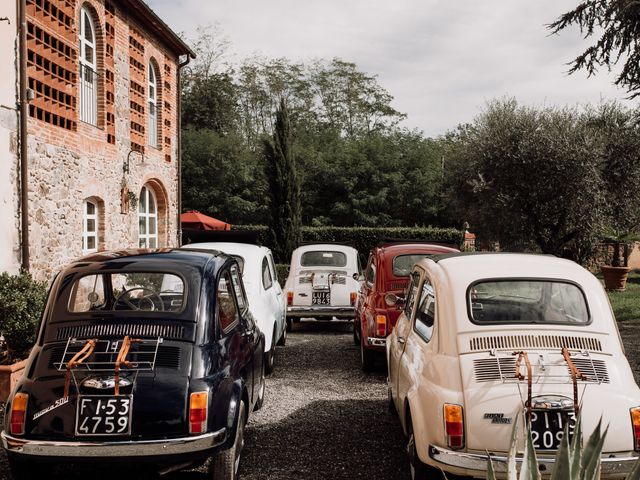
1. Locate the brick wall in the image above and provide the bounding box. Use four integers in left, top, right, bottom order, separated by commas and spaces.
25, 0, 181, 281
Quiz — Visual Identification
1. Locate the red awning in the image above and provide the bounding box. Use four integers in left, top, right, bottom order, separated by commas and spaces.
180, 210, 231, 231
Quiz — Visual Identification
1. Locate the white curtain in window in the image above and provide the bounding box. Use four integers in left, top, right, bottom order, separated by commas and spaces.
79, 7, 97, 125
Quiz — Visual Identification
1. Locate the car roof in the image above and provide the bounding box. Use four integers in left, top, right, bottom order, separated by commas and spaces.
293, 243, 358, 254
377, 243, 459, 255
69, 248, 225, 272
183, 242, 270, 259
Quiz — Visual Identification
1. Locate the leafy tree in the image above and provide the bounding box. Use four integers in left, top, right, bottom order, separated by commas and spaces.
181, 128, 268, 224
549, 1, 640, 97
263, 100, 302, 262
444, 98, 607, 260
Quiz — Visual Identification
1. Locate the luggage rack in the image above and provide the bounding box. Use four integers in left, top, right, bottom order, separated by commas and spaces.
493, 348, 599, 420
54, 336, 163, 397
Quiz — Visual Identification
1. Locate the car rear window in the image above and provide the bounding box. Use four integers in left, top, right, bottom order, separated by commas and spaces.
231, 255, 245, 274
468, 280, 589, 325
301, 251, 347, 267
67, 272, 185, 313
392, 254, 431, 277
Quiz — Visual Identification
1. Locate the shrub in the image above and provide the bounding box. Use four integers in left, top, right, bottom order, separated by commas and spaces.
234, 225, 462, 259
275, 264, 289, 285
0, 271, 47, 361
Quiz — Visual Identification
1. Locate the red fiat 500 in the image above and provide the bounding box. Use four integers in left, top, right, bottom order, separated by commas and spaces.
354, 242, 458, 371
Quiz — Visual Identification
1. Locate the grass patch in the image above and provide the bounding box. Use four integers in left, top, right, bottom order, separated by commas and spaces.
606, 271, 640, 323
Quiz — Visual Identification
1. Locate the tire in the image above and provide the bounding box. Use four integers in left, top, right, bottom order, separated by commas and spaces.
407, 419, 442, 480
265, 331, 276, 375
254, 364, 266, 411
277, 323, 287, 346
286, 317, 293, 332
8, 457, 48, 480
360, 338, 375, 372
353, 320, 360, 346
211, 400, 246, 480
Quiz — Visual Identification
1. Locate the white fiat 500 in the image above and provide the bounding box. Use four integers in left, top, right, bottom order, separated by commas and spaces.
184, 242, 286, 373
284, 244, 361, 330
387, 252, 640, 479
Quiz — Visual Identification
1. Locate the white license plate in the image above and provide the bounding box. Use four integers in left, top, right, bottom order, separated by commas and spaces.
75, 395, 132, 436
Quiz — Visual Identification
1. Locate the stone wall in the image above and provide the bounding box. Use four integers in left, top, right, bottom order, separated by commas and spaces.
25, 0, 181, 282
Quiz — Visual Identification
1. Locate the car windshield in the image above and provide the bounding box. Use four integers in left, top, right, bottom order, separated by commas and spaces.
301, 250, 347, 267
392, 254, 431, 277
67, 272, 185, 313
468, 280, 589, 325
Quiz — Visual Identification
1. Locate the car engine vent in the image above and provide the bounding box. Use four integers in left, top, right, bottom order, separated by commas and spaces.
334, 276, 346, 285
474, 357, 516, 382
56, 323, 185, 341
469, 335, 602, 353
299, 277, 311, 284
570, 358, 610, 383
47, 344, 181, 370
387, 281, 408, 291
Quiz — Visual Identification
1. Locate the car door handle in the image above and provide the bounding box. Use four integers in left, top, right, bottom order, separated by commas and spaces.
276, 291, 282, 296
397, 336, 405, 345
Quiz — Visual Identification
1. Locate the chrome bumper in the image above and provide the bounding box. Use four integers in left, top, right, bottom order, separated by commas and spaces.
286, 306, 355, 318
1, 428, 226, 458
429, 445, 638, 476
367, 337, 386, 347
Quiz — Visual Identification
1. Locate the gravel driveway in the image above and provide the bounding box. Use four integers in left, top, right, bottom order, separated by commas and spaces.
0, 322, 639, 480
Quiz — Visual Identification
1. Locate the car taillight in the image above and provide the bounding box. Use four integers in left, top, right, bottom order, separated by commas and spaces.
631, 407, 640, 450
287, 291, 293, 306
350, 292, 357, 306
444, 404, 464, 449
10, 393, 28, 435
189, 391, 208, 435
376, 315, 387, 337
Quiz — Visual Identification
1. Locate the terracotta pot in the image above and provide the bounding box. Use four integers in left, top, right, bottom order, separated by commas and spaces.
601, 265, 632, 291
0, 359, 27, 402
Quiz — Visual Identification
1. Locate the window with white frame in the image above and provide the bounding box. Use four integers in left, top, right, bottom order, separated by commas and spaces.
148, 62, 158, 148
83, 200, 99, 253
138, 185, 158, 248
79, 6, 97, 125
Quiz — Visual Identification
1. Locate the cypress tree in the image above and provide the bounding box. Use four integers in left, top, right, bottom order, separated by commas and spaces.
263, 99, 302, 263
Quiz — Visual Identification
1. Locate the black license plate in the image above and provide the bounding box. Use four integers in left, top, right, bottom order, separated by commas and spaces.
531, 409, 576, 450
75, 395, 132, 436
312, 291, 330, 305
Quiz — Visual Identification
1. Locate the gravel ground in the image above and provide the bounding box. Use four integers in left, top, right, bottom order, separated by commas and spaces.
0, 322, 639, 480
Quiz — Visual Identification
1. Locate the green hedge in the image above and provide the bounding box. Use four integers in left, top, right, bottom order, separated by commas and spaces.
234, 225, 462, 259
275, 264, 289, 284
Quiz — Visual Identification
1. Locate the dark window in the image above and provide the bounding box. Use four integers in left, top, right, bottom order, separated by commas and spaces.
262, 257, 273, 290
415, 279, 435, 342
393, 254, 431, 277
217, 270, 239, 333
229, 264, 247, 312
469, 280, 589, 325
301, 251, 347, 267
231, 255, 245, 274
365, 258, 376, 287
404, 271, 421, 318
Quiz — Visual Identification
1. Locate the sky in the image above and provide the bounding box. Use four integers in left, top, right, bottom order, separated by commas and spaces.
147, 0, 632, 137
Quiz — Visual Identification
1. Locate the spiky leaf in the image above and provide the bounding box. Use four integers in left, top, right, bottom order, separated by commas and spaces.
507, 420, 519, 480
570, 413, 583, 477
519, 428, 541, 480
551, 422, 574, 480
487, 454, 497, 480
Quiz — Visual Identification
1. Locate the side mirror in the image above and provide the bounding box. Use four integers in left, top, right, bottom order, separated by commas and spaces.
385, 293, 405, 308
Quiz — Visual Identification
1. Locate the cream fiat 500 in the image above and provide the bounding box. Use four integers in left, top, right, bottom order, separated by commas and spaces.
387, 252, 640, 479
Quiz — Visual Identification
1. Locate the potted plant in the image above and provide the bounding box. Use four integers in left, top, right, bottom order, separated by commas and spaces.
601, 229, 638, 291
0, 271, 47, 401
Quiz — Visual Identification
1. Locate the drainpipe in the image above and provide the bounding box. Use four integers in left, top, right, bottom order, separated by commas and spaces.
176, 54, 191, 247
18, 0, 29, 271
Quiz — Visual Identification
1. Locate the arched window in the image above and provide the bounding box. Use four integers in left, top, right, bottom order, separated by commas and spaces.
138, 185, 158, 248
148, 62, 159, 148
83, 199, 99, 253
79, 6, 97, 125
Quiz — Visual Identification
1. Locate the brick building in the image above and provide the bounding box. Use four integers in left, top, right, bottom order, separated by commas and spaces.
0, 0, 194, 281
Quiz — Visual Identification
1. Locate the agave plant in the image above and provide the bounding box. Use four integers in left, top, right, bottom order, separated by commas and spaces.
487, 416, 640, 480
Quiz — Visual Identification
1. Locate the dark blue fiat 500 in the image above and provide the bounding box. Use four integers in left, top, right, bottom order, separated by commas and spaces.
1, 249, 265, 479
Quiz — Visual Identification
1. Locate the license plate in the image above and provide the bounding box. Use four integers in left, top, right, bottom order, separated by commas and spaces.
530, 409, 576, 450
312, 291, 330, 305
75, 395, 132, 436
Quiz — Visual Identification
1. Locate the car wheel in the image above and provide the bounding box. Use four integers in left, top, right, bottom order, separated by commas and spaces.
360, 338, 375, 372
353, 320, 360, 346
387, 386, 397, 416
286, 317, 293, 332
8, 457, 48, 480
277, 323, 286, 346
265, 332, 276, 375
254, 364, 266, 411
211, 400, 246, 480
407, 421, 442, 480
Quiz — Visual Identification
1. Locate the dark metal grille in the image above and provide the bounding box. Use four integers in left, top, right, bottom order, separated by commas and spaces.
56, 323, 185, 341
